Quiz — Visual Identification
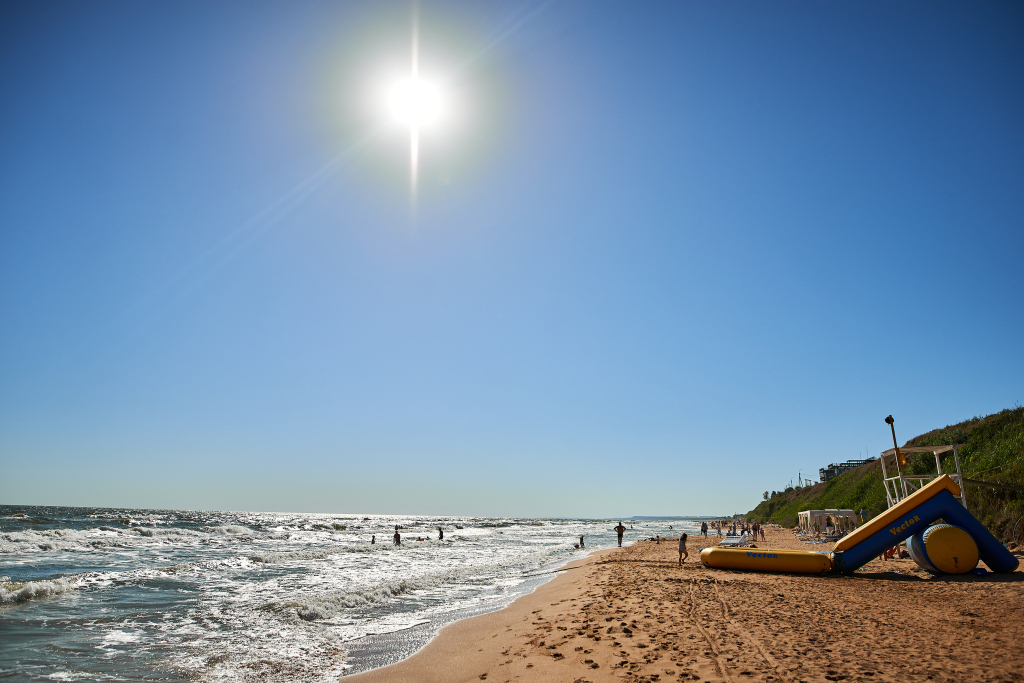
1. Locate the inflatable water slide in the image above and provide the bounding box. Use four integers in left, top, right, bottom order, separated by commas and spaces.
700, 475, 1019, 575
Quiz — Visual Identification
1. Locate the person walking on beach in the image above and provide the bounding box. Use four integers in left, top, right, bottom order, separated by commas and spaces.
678, 533, 688, 565
701, 522, 708, 537
614, 522, 626, 547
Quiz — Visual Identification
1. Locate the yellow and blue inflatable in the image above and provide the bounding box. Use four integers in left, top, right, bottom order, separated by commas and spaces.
701, 476, 1018, 576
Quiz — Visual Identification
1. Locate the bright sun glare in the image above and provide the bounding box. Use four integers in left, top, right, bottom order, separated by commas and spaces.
389, 77, 441, 128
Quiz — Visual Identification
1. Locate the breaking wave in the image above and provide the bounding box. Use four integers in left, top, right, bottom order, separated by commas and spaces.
283, 549, 554, 621
0, 525, 241, 554
200, 525, 252, 535
0, 578, 77, 605
250, 546, 377, 564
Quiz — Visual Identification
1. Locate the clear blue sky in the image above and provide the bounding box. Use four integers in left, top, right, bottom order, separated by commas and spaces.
2, 1, 1021, 517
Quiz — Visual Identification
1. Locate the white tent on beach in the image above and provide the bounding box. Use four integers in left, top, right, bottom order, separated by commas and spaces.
798, 509, 858, 534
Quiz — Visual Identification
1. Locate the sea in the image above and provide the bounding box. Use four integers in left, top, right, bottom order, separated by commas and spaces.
0, 505, 701, 682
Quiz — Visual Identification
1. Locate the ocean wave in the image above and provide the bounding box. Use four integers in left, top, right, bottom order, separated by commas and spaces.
0, 525, 237, 554
0, 528, 92, 553
250, 546, 376, 564
279, 550, 553, 621
290, 577, 429, 621
200, 525, 252, 535
0, 578, 77, 605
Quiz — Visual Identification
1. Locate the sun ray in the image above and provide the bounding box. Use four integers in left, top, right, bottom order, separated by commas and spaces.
411, 3, 419, 201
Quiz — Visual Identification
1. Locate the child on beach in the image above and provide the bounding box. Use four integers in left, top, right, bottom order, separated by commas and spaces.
678, 533, 688, 565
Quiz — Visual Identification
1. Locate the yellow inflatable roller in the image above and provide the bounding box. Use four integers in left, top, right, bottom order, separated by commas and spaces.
700, 547, 833, 574
906, 524, 979, 574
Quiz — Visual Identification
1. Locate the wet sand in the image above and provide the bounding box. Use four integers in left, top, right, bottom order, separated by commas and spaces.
344, 527, 1024, 682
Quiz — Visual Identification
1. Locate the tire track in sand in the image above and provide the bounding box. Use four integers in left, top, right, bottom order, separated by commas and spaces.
712, 579, 790, 683
688, 579, 733, 683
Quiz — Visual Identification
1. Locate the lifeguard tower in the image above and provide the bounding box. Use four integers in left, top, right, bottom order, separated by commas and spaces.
879, 443, 967, 508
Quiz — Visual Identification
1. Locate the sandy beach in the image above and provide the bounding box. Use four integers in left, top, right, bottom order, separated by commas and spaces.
345, 527, 1024, 682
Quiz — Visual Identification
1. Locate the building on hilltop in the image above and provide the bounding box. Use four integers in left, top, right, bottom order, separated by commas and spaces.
819, 458, 876, 483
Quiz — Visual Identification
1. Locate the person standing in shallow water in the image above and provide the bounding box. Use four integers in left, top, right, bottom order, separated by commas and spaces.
614, 522, 626, 547
678, 533, 688, 565
393, 525, 401, 546
579, 535, 585, 548
438, 526, 443, 541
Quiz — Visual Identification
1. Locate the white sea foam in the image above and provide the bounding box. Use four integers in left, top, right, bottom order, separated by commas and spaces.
101, 630, 142, 645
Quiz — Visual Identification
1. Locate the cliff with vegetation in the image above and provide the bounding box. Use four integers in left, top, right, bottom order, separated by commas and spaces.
746, 407, 1024, 542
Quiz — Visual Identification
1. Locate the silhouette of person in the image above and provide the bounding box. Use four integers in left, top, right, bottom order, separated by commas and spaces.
614, 522, 626, 547
393, 525, 401, 546
371, 535, 375, 545
438, 526, 444, 541
579, 535, 585, 548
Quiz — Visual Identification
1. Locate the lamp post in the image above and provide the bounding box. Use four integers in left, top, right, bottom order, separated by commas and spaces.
885, 415, 908, 500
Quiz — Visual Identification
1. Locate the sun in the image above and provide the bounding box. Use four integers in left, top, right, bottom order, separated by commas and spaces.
389, 77, 441, 129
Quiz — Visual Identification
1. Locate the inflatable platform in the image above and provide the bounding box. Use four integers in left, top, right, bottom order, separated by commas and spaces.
700, 475, 1018, 575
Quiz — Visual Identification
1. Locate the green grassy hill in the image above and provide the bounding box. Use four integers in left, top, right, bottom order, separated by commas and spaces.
747, 407, 1024, 542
